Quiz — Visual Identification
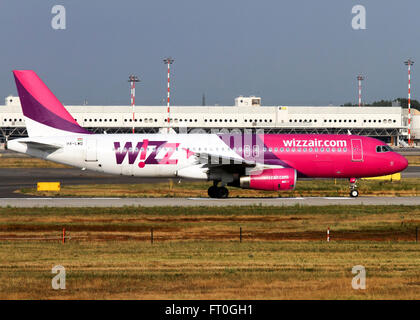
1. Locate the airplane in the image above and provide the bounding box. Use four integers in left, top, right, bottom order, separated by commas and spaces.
7, 70, 408, 198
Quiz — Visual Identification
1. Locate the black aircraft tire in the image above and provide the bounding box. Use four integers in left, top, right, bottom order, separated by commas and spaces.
208, 186, 218, 198
218, 187, 229, 198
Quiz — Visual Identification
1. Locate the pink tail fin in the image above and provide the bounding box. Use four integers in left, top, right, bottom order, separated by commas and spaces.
13, 70, 90, 136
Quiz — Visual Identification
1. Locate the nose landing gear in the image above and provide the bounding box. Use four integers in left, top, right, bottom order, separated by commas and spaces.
349, 178, 359, 197
208, 182, 229, 198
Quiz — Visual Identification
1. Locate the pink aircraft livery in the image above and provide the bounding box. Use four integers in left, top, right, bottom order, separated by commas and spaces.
7, 70, 408, 198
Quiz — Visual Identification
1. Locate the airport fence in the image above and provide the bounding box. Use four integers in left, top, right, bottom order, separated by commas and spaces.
0, 226, 419, 243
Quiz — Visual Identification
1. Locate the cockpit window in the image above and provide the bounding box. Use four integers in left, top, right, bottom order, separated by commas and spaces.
376, 145, 393, 153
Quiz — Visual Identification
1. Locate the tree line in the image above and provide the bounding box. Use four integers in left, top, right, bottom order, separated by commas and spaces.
342, 98, 420, 108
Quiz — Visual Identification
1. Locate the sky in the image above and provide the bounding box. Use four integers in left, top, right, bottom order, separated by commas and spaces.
0, 0, 418, 106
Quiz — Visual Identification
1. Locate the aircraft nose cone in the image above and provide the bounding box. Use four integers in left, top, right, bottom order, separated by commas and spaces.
393, 154, 408, 172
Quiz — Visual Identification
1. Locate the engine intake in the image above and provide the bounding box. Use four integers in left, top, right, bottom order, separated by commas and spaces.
239, 168, 297, 191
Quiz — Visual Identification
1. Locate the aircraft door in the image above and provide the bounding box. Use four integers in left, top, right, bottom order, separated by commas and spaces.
351, 139, 363, 162
85, 138, 97, 162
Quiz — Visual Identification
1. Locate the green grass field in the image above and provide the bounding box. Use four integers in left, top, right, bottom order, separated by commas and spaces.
1, 205, 420, 299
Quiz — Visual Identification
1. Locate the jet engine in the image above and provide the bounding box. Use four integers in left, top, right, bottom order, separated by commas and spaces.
239, 168, 297, 191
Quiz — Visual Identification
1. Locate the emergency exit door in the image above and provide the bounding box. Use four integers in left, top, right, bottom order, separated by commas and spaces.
351, 139, 363, 162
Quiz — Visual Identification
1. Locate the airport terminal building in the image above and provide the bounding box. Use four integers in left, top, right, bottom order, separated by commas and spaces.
0, 95, 419, 147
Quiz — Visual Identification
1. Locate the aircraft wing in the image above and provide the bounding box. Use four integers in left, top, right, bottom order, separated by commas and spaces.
193, 152, 256, 168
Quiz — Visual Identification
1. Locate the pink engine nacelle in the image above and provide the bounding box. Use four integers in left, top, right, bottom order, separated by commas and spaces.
239, 168, 297, 191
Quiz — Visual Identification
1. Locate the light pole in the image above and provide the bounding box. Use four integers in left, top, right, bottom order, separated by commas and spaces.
357, 75, 364, 107
404, 59, 414, 146
128, 75, 140, 134
163, 57, 174, 133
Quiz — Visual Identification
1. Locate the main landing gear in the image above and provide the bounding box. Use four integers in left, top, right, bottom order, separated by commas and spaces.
349, 178, 359, 198
208, 182, 229, 198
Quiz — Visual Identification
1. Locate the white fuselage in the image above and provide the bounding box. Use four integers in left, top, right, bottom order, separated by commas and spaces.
8, 133, 249, 180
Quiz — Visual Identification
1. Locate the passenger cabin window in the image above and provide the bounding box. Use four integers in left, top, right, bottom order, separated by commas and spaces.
376, 145, 392, 153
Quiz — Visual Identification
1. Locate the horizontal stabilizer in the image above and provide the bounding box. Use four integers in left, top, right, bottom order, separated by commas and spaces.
21, 141, 62, 151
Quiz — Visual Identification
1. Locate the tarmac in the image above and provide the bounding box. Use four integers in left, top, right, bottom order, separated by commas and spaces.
0, 196, 419, 207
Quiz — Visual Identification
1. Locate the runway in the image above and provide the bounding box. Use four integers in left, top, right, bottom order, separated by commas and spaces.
0, 196, 419, 207
400, 166, 420, 178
